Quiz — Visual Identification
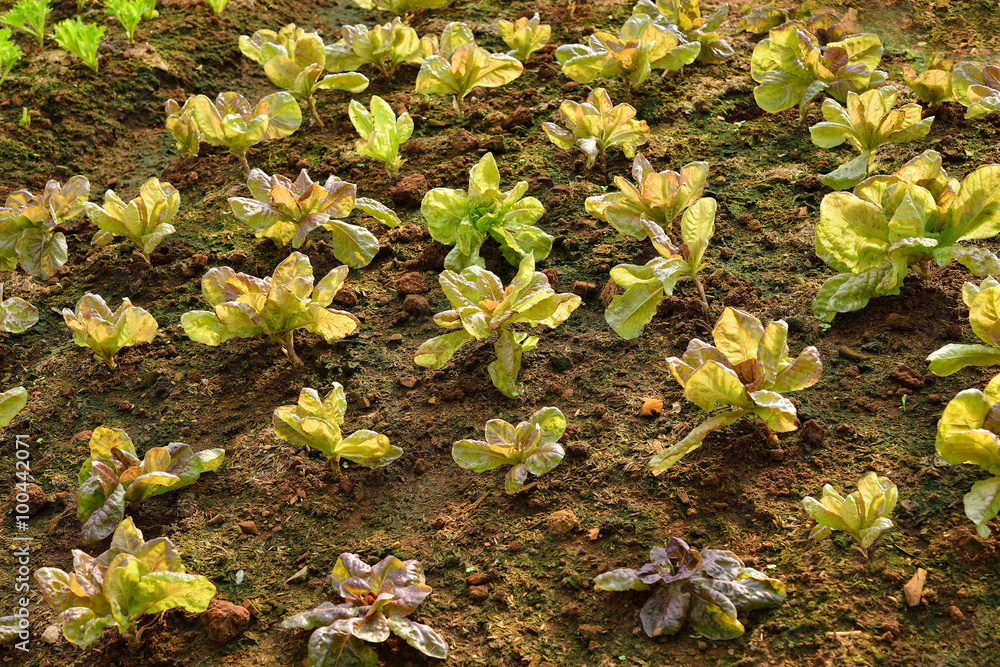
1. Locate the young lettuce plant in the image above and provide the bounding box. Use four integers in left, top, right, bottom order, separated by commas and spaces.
903, 55, 955, 109
751, 21, 887, 120
541, 87, 650, 171
53, 18, 105, 73
325, 19, 424, 81
164, 97, 200, 159
0, 175, 90, 279
228, 168, 399, 267
935, 372, 1000, 537
62, 293, 158, 369
555, 14, 700, 89
0, 284, 38, 334
350, 0, 449, 23
421, 152, 549, 271
809, 87, 933, 190
734, 6, 789, 34
415, 22, 523, 119
273, 383, 401, 477
927, 277, 1000, 376
35, 517, 216, 649
104, 0, 157, 44
191, 91, 302, 174
952, 62, 1000, 120
632, 0, 734, 63
281, 553, 447, 665
0, 0, 49, 48
594, 537, 786, 640
239, 24, 369, 127
453, 407, 566, 494
812, 150, 1000, 322
802, 472, 898, 553
204, 0, 229, 14
498, 13, 550, 62
0, 386, 28, 427
84, 177, 178, 264
653, 307, 822, 471
349, 95, 413, 182
181, 252, 360, 366
0, 28, 22, 89
76, 426, 224, 544
415, 256, 581, 398
605, 198, 716, 337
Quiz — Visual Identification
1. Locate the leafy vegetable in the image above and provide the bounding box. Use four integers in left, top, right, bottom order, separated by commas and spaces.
652, 307, 822, 471
0, 386, 27, 427
952, 61, 1000, 120
165, 96, 200, 159
35, 517, 216, 649
414, 255, 581, 398
809, 87, 933, 190
349, 95, 413, 181
812, 150, 1000, 322
0, 0, 49, 47
0, 175, 90, 279
541, 87, 650, 170
803, 472, 898, 551
751, 21, 886, 120
76, 426, 224, 544
415, 22, 523, 118
585, 153, 708, 240
104, 0, 156, 43
421, 152, 549, 271
325, 18, 424, 80
181, 252, 360, 366
734, 6, 789, 34
273, 383, 401, 477
191, 91, 302, 174
53, 18, 105, 73
204, 0, 229, 14
228, 168, 398, 266
1, 615, 25, 645
453, 407, 566, 493
605, 198, 716, 337
935, 373, 1000, 537
240, 23, 369, 127
0, 284, 38, 334
349, 0, 450, 23
555, 14, 700, 89
498, 13, 551, 62
283, 554, 446, 666
632, 0, 734, 63
0, 28, 22, 90
928, 277, 1000, 376
84, 177, 178, 264
594, 537, 785, 639
62, 293, 158, 369
903, 55, 955, 108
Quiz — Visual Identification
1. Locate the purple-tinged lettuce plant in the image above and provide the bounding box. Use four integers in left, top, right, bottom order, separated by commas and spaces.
62, 293, 158, 369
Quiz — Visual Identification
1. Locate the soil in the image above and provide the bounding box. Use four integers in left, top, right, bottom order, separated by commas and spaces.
2, 0, 1000, 666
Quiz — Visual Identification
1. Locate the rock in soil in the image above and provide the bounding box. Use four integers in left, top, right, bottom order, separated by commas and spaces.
799, 420, 825, 448
451, 129, 479, 155
201, 597, 251, 644
11, 483, 45, 516
548, 509, 577, 536
390, 174, 428, 209
903, 568, 926, 606
396, 272, 428, 295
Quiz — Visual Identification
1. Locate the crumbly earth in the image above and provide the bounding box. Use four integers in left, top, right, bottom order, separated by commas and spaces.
2, 0, 1000, 666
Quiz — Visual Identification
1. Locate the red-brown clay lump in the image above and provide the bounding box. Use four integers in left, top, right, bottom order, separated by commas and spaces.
201, 598, 251, 644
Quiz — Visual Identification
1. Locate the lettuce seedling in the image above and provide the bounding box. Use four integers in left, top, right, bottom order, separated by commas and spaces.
325, 19, 424, 80
928, 277, 1000, 376
191, 91, 302, 174
349, 95, 413, 181
809, 87, 933, 190
62, 293, 158, 369
85, 177, 178, 264
205, 0, 229, 14
653, 307, 822, 471
498, 13, 551, 62
282, 552, 447, 665
585, 153, 709, 240
240, 24, 369, 127
1, 616, 23, 645
453, 407, 566, 493
0, 28, 22, 89
350, 0, 449, 23
595, 537, 785, 639
181, 252, 360, 366
53, 18, 105, 73
632, 0, 734, 63
0, 386, 27, 427
734, 6, 789, 34
936, 372, 1000, 537
542, 88, 650, 170
803, 472, 897, 552
76, 426, 224, 544
415, 22, 523, 118
415, 256, 581, 398
556, 14, 700, 89
0, 0, 49, 47
104, 0, 156, 44
903, 55, 955, 108
751, 22, 886, 120
812, 150, 1000, 322
952, 62, 1000, 120
0, 284, 38, 334
606, 198, 716, 337
35, 516, 216, 649
228, 168, 399, 267
0, 175, 90, 279
421, 152, 549, 271
274, 384, 401, 477
165, 96, 200, 159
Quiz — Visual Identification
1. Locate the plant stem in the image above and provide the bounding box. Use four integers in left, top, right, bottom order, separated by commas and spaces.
307, 96, 324, 128
454, 94, 465, 120
693, 275, 709, 315
237, 151, 250, 176
330, 456, 342, 480
279, 332, 303, 366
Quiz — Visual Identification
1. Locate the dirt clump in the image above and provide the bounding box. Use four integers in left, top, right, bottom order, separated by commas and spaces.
201, 598, 251, 644
548, 509, 577, 535
396, 272, 428, 295
390, 174, 428, 209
